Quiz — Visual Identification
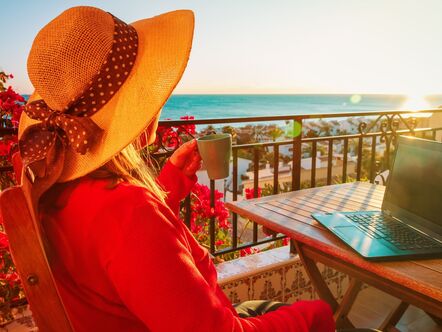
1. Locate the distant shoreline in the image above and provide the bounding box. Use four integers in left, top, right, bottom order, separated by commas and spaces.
21, 94, 442, 123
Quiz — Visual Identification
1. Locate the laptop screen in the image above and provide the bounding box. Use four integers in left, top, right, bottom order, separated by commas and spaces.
385, 137, 442, 226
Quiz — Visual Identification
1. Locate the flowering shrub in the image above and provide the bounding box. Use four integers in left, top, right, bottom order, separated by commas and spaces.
0, 72, 24, 189
185, 183, 272, 261
244, 187, 262, 199
0, 71, 25, 322
0, 233, 24, 323
151, 115, 196, 151
0, 72, 24, 128
184, 183, 233, 261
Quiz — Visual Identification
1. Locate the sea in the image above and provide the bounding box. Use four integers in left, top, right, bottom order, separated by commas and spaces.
23, 94, 442, 123
161, 94, 442, 120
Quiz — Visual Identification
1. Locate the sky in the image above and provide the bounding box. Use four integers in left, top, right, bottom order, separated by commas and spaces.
1, 0, 442, 95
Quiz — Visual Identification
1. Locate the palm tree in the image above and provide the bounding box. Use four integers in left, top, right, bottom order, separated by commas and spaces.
267, 127, 284, 142
222, 125, 237, 143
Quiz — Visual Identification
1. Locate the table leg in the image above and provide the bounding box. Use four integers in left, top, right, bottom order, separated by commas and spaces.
293, 241, 356, 329
427, 312, 442, 326
378, 301, 409, 331
333, 278, 363, 327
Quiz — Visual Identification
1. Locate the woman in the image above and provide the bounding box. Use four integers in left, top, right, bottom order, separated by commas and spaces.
18, 6, 335, 332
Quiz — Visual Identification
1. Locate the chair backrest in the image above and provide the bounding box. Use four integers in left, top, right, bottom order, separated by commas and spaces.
0, 186, 73, 332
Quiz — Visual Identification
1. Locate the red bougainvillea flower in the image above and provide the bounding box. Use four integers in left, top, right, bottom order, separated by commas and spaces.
0, 141, 9, 156
0, 72, 25, 312
191, 224, 203, 234
184, 183, 233, 254
0, 232, 9, 249
239, 246, 260, 257
141, 115, 196, 151
244, 187, 262, 200
177, 115, 196, 136
5, 271, 21, 287
0, 138, 18, 161
0, 85, 24, 128
189, 183, 230, 227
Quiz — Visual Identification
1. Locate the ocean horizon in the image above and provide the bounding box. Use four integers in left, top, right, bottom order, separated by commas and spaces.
162, 94, 442, 120
22, 94, 442, 121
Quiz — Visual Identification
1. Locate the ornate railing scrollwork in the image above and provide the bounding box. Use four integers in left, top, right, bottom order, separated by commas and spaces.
357, 113, 418, 139
356, 112, 420, 175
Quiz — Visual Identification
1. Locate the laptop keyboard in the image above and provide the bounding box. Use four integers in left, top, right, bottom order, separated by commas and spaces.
346, 213, 442, 250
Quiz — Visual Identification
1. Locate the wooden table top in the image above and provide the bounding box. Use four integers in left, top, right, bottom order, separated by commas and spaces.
226, 182, 442, 313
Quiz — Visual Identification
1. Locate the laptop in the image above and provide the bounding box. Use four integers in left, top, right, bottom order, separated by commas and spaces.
312, 135, 442, 261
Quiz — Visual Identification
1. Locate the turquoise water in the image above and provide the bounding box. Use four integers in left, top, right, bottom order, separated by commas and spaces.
161, 94, 442, 120
22, 94, 442, 120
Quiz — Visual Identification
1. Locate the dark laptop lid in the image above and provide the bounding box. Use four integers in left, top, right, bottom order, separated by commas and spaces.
382, 136, 442, 234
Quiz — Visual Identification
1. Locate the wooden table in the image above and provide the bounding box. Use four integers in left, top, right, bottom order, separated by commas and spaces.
226, 182, 442, 330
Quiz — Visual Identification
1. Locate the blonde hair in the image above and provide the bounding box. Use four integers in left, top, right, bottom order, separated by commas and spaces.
40, 140, 166, 211
90, 142, 167, 203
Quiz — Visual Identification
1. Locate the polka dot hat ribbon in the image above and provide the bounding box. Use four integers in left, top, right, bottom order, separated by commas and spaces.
19, 15, 138, 177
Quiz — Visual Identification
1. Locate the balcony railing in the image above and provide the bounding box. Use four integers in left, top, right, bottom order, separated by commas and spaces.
152, 109, 442, 257
1, 109, 441, 258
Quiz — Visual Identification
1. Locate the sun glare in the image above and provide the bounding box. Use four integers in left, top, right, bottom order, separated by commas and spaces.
399, 95, 434, 118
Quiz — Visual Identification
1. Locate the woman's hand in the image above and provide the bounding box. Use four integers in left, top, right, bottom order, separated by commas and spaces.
169, 140, 202, 178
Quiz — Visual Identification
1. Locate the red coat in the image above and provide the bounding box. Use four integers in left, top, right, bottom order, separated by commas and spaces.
42, 161, 335, 331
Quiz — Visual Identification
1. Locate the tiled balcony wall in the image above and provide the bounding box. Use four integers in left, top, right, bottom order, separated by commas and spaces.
217, 246, 350, 304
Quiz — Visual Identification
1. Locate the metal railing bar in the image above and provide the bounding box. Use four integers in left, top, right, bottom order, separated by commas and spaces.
0, 128, 17, 135
327, 139, 333, 185
311, 141, 317, 188
209, 180, 215, 254
356, 137, 363, 181
253, 147, 260, 243
159, 109, 442, 126
213, 235, 288, 257
230, 127, 442, 150
370, 136, 377, 183
0, 166, 13, 173
291, 118, 302, 191
385, 138, 391, 171
273, 145, 279, 194
232, 149, 238, 249
342, 138, 348, 183
184, 195, 191, 228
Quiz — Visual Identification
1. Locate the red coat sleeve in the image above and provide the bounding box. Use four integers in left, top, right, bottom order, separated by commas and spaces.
105, 187, 335, 332
156, 161, 196, 215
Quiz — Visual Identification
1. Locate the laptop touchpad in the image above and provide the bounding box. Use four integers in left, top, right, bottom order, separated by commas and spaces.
332, 226, 395, 257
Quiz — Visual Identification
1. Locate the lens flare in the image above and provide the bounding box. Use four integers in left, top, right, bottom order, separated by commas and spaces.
400, 95, 433, 118
350, 94, 362, 104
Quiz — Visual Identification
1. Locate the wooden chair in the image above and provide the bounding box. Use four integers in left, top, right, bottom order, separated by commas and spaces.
0, 179, 73, 331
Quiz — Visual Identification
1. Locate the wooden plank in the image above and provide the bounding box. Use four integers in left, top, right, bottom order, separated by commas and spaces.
234, 181, 367, 205
275, 183, 385, 204
259, 192, 381, 216
0, 187, 74, 331
412, 259, 442, 274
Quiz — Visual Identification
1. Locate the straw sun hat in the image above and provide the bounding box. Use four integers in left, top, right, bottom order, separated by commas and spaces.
18, 6, 194, 183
